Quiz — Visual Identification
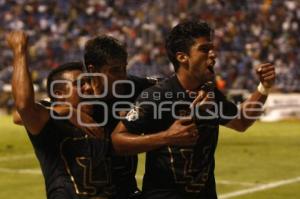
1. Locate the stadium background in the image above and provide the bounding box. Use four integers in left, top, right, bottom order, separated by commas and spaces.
0, 0, 299, 198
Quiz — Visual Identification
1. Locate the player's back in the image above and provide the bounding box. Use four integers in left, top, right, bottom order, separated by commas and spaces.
28, 115, 114, 199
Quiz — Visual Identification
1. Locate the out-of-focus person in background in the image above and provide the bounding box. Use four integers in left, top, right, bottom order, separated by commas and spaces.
0, 0, 299, 95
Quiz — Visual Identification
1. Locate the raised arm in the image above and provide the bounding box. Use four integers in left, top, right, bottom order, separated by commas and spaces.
7, 31, 49, 135
225, 63, 276, 132
112, 118, 199, 155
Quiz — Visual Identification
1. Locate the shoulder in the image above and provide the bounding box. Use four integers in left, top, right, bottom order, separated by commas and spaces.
127, 75, 156, 92
135, 77, 173, 103
214, 88, 229, 101
29, 111, 74, 137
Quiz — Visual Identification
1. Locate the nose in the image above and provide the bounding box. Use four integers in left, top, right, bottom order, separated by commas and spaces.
208, 49, 216, 59
82, 81, 94, 95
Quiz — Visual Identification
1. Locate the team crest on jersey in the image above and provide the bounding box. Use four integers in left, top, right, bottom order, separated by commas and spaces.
126, 106, 144, 122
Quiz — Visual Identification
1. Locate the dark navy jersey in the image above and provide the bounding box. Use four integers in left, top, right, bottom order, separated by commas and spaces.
122, 75, 238, 199
93, 75, 155, 198
28, 115, 114, 199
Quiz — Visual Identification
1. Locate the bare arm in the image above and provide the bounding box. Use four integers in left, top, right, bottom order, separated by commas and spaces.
225, 63, 276, 132
112, 118, 198, 155
7, 31, 49, 135
12, 110, 23, 125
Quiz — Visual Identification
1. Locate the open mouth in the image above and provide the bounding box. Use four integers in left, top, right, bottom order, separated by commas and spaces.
208, 65, 214, 74
207, 60, 215, 74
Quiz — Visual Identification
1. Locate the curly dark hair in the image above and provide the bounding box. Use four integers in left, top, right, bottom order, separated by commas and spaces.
165, 20, 213, 72
84, 35, 127, 71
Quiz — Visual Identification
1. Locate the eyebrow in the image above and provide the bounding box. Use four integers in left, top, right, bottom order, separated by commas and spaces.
196, 42, 214, 49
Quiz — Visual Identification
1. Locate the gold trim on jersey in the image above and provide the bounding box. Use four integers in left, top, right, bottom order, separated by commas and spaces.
168, 146, 211, 193
60, 135, 110, 196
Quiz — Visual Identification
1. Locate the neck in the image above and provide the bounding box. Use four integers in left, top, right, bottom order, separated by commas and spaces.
176, 67, 202, 91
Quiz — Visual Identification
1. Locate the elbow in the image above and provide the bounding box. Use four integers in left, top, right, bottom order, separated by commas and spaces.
12, 113, 23, 125
111, 133, 131, 156
235, 123, 250, 133
227, 118, 253, 133
236, 126, 247, 133
15, 101, 30, 113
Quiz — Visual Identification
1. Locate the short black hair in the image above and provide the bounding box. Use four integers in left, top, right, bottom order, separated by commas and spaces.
46, 62, 83, 101
165, 20, 213, 72
84, 35, 127, 71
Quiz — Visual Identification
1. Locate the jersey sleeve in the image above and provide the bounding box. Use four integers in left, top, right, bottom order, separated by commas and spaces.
27, 117, 58, 149
121, 89, 160, 135
215, 89, 238, 125
27, 112, 69, 149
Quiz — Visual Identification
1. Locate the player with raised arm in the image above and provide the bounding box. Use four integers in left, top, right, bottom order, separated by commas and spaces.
112, 20, 276, 199
7, 31, 114, 199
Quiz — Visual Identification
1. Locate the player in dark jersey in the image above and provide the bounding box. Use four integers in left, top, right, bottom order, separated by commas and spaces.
112, 20, 276, 199
7, 31, 114, 199
83, 35, 200, 199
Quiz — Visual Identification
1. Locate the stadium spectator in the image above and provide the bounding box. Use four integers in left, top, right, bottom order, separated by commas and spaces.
0, 0, 299, 94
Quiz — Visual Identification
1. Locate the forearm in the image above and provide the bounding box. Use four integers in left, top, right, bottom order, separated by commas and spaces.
233, 90, 267, 131
226, 63, 275, 132
8, 31, 50, 134
112, 123, 167, 155
12, 50, 35, 112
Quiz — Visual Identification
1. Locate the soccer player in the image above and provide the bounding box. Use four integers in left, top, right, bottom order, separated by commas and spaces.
7, 31, 114, 199
112, 20, 276, 199
83, 35, 200, 199
11, 34, 200, 199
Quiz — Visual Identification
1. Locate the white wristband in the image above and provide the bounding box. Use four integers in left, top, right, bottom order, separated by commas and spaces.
257, 82, 270, 95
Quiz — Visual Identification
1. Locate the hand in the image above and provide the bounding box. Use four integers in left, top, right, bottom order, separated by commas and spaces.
164, 117, 199, 146
6, 31, 28, 54
91, 75, 104, 96
189, 90, 215, 110
256, 63, 276, 89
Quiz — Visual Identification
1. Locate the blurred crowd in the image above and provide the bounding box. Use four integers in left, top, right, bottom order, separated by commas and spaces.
0, 0, 300, 94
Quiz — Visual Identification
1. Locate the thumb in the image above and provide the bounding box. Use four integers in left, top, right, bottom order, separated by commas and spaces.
178, 117, 193, 125
190, 90, 206, 108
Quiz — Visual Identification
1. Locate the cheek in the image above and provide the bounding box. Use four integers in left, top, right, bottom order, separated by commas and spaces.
71, 89, 80, 103
190, 52, 205, 65
106, 75, 120, 90
91, 78, 105, 94
196, 57, 208, 73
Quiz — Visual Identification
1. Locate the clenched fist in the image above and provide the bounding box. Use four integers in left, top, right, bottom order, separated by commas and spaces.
256, 63, 276, 89
6, 31, 28, 54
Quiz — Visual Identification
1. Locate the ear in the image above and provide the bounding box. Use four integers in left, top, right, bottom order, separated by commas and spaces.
176, 52, 188, 65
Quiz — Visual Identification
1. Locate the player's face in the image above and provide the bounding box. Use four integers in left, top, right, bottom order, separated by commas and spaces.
91, 59, 127, 100
63, 70, 94, 114
187, 36, 216, 86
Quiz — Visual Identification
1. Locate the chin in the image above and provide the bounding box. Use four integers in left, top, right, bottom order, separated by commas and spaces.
206, 73, 215, 82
